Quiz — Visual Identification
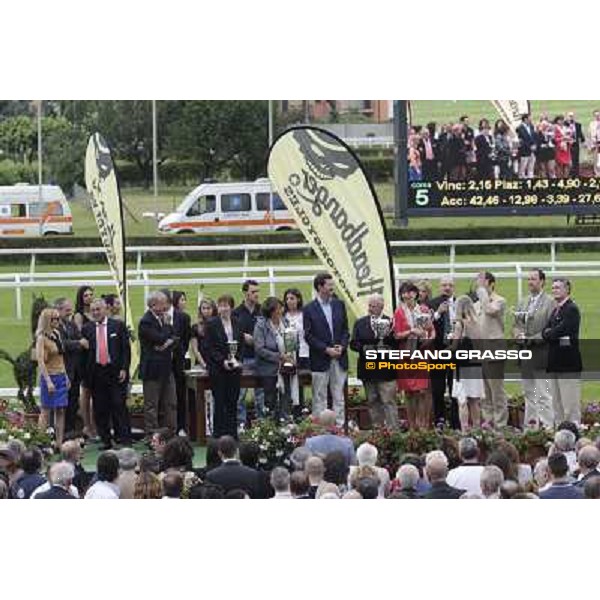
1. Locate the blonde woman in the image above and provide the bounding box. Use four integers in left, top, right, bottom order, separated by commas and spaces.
36, 308, 69, 449
449, 295, 483, 431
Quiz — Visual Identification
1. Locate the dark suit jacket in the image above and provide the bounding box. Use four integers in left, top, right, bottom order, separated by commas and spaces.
517, 122, 536, 157
422, 481, 465, 499
475, 133, 494, 168
81, 318, 131, 382
574, 469, 600, 488
205, 460, 263, 498
303, 298, 349, 372
539, 482, 584, 499
138, 310, 175, 381
430, 294, 454, 350
350, 314, 396, 381
34, 485, 76, 499
172, 310, 192, 371
542, 299, 582, 372
58, 318, 83, 381
203, 316, 242, 376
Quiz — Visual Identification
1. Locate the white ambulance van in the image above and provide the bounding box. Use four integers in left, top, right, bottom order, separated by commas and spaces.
0, 184, 73, 236
157, 178, 296, 234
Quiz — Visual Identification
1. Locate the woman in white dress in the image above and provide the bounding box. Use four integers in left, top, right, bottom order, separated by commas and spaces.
282, 288, 310, 418
449, 295, 484, 431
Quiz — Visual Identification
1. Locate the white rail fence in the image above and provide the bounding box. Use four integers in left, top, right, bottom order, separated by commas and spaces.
0, 237, 599, 319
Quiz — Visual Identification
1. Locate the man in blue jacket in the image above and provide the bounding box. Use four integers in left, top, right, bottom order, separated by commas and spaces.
303, 273, 349, 426
539, 453, 583, 499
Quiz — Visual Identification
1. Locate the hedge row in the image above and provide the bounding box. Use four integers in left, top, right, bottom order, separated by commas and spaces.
1, 226, 599, 265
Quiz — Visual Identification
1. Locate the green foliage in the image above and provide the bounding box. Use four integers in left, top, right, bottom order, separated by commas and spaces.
0, 159, 38, 185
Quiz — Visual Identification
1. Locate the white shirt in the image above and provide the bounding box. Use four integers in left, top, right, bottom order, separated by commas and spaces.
84, 480, 120, 499
285, 312, 309, 358
30, 482, 79, 499
272, 491, 294, 499
446, 464, 485, 495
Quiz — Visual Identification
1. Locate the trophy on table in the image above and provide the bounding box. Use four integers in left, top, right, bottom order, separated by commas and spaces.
281, 325, 298, 374
226, 340, 241, 370
511, 307, 530, 344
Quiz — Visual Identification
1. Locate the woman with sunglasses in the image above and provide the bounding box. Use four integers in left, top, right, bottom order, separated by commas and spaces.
36, 308, 69, 450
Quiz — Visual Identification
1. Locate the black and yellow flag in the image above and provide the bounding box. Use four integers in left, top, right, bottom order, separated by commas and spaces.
268, 126, 395, 316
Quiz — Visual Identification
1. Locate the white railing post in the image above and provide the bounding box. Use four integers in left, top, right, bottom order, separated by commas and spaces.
269, 267, 275, 296
136, 250, 143, 278
15, 275, 22, 320
143, 271, 149, 307
243, 249, 249, 278
29, 253, 36, 282
449, 244, 456, 277
550, 241, 556, 271
516, 264, 523, 305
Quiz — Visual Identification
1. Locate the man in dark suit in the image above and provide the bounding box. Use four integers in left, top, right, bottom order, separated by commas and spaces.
54, 297, 89, 434
161, 290, 192, 435
34, 461, 76, 499
350, 293, 398, 429
303, 272, 349, 426
430, 277, 459, 428
233, 280, 264, 428
205, 436, 263, 498
565, 111, 585, 176
82, 298, 131, 450
138, 290, 178, 436
539, 453, 584, 499
474, 119, 495, 179
542, 278, 582, 426
422, 451, 465, 499
517, 114, 537, 178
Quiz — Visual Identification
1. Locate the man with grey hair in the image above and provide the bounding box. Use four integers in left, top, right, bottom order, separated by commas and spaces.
305, 456, 325, 499
446, 437, 484, 495
290, 446, 312, 472
270, 467, 292, 499
423, 450, 465, 499
533, 458, 552, 494
304, 410, 356, 467
138, 290, 178, 436
430, 276, 459, 428
350, 442, 390, 498
575, 445, 600, 489
394, 464, 421, 499
542, 278, 582, 425
480, 465, 504, 499
552, 429, 577, 474
350, 293, 398, 429
117, 447, 139, 499
33, 462, 77, 499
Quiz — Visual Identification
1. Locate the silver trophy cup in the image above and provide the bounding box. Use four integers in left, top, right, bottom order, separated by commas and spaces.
227, 340, 240, 369
282, 326, 298, 371
512, 307, 530, 343
373, 316, 392, 347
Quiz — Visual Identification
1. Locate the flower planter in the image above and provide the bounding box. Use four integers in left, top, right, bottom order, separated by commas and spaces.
24, 412, 40, 426
508, 405, 524, 429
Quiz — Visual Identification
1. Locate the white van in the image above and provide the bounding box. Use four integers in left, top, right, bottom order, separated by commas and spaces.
157, 179, 296, 234
0, 184, 73, 236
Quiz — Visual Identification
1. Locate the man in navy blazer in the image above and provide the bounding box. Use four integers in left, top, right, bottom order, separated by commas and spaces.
303, 272, 349, 426
542, 278, 582, 425
539, 453, 584, 499
517, 114, 537, 178
82, 298, 131, 450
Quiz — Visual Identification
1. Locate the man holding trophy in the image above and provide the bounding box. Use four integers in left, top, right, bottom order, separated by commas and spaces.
350, 294, 398, 430
513, 269, 554, 428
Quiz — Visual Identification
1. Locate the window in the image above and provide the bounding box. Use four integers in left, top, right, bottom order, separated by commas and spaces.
256, 192, 286, 211
272, 193, 286, 211
29, 202, 63, 217
10, 203, 26, 217
187, 195, 216, 217
221, 193, 250, 213
256, 193, 270, 211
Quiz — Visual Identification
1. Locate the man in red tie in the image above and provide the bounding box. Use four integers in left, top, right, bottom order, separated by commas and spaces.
82, 298, 131, 450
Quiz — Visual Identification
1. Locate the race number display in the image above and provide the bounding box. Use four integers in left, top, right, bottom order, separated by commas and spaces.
409, 177, 600, 216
